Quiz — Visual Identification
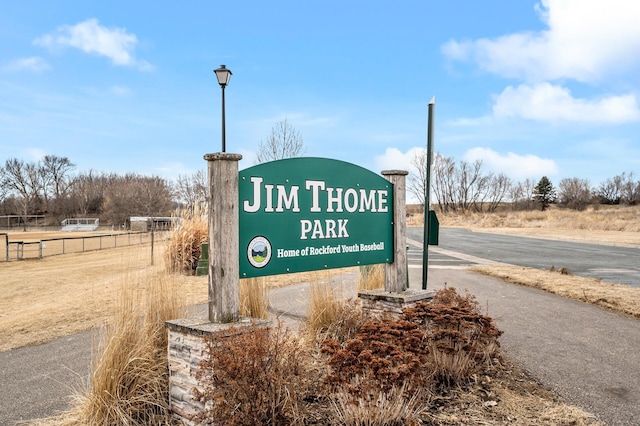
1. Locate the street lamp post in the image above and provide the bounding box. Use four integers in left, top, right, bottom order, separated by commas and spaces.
214, 65, 232, 152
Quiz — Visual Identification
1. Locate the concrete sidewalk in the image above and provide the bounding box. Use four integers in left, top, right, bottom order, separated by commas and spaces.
2, 266, 639, 425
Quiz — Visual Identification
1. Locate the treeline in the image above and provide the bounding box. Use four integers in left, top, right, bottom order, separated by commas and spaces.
2, 153, 639, 227
0, 156, 207, 227
408, 152, 640, 212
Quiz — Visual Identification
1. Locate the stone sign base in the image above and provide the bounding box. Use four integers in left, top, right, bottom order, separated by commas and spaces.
165, 316, 270, 425
358, 288, 436, 321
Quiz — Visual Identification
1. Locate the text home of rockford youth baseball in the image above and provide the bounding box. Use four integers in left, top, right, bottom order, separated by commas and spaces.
238, 157, 394, 278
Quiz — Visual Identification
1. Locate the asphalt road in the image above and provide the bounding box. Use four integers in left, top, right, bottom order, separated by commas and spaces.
408, 227, 640, 287
0, 330, 93, 424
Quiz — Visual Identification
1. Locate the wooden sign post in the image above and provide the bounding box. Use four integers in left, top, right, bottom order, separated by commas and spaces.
205, 152, 242, 323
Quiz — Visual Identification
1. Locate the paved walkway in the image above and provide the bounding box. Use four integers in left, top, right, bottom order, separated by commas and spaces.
405, 267, 640, 426
2, 266, 639, 425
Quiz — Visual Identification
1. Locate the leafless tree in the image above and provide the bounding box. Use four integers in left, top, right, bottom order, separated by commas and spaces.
618, 172, 640, 205
455, 159, 489, 211
484, 173, 512, 212
510, 178, 536, 210
597, 175, 623, 204
0, 177, 7, 205
41, 155, 75, 217
41, 155, 74, 199
558, 178, 593, 210
102, 174, 174, 227
70, 170, 110, 216
255, 118, 305, 163
1, 158, 44, 229
175, 170, 207, 209
596, 172, 639, 205
432, 153, 457, 213
408, 148, 428, 206
135, 176, 175, 217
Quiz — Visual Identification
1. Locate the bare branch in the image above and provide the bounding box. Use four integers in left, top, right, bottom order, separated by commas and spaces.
255, 118, 305, 163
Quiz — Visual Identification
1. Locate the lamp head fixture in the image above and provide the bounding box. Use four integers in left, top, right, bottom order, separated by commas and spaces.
214, 64, 232, 88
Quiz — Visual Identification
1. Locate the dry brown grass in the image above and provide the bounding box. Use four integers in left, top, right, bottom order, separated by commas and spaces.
330, 380, 426, 426
163, 206, 208, 274
239, 277, 269, 319
472, 265, 640, 318
307, 272, 347, 335
421, 204, 640, 246
357, 263, 384, 291
0, 237, 355, 353
75, 274, 183, 424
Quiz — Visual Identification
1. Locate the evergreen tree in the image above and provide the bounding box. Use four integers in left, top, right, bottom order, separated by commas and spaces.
533, 176, 555, 211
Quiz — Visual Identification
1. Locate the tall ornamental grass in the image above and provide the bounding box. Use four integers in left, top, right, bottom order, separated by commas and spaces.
164, 206, 208, 274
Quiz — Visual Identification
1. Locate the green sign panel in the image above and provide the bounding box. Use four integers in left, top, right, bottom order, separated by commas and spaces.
239, 157, 394, 278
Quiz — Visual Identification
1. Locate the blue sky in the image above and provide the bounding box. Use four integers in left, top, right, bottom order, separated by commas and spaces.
1, 0, 639, 193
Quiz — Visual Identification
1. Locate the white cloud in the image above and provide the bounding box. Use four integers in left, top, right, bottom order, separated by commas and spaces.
373, 147, 425, 173
464, 147, 558, 180
24, 147, 47, 161
373, 147, 429, 204
3, 56, 51, 72
445, 116, 492, 127
493, 83, 640, 124
442, 0, 640, 83
34, 18, 152, 70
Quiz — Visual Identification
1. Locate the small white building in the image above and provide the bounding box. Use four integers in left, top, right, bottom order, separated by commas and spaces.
129, 216, 178, 232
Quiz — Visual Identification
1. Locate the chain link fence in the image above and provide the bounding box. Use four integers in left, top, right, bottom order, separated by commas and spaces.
2, 231, 171, 261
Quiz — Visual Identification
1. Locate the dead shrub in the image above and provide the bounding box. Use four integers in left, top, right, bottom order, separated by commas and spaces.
430, 285, 480, 311
322, 320, 429, 395
193, 321, 314, 426
322, 287, 502, 407
321, 319, 429, 426
402, 288, 503, 385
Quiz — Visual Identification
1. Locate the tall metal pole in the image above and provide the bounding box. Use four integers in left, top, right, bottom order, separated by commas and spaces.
221, 85, 226, 153
422, 97, 435, 290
